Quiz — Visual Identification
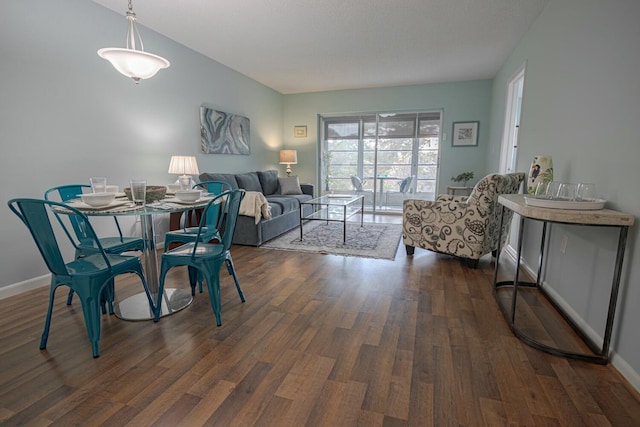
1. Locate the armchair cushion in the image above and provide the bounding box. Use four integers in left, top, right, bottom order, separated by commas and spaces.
403, 172, 525, 263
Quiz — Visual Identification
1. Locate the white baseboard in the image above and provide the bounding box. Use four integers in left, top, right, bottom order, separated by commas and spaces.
501, 243, 640, 394
0, 241, 165, 301
0, 274, 49, 300
610, 352, 640, 394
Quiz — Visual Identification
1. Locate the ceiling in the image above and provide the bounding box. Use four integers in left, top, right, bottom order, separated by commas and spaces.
92, 0, 548, 95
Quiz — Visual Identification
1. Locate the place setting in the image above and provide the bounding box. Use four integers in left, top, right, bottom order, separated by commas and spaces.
161, 189, 212, 205
64, 177, 131, 212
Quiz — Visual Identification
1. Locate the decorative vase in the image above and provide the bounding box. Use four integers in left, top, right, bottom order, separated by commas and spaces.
528, 155, 553, 195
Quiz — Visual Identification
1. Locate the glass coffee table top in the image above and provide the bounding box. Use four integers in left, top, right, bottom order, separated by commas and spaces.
300, 195, 365, 242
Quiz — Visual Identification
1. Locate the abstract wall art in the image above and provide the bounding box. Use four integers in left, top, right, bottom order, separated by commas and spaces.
451, 121, 479, 147
200, 106, 250, 155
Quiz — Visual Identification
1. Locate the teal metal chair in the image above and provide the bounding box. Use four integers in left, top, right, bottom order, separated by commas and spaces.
163, 181, 231, 252
8, 198, 153, 358
163, 181, 238, 296
154, 189, 245, 324
45, 184, 146, 311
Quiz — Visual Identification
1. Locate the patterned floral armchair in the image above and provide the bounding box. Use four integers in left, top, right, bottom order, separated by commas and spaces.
402, 173, 525, 267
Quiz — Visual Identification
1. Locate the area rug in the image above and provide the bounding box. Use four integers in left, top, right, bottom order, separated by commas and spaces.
261, 221, 402, 260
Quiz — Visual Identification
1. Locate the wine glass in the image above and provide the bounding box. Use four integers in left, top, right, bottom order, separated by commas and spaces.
556, 183, 577, 201
534, 182, 550, 199
129, 179, 147, 206
576, 183, 597, 201
90, 177, 107, 193
544, 181, 561, 199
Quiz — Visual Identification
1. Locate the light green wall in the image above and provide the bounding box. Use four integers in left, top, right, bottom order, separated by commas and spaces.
283, 80, 493, 194
488, 0, 640, 386
0, 0, 284, 288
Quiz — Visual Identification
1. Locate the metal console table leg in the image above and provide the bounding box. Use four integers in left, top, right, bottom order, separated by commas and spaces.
493, 204, 630, 365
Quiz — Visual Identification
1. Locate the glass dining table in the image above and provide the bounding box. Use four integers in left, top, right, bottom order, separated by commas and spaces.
61, 195, 215, 321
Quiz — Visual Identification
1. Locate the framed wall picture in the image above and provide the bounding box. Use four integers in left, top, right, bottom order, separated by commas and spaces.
200, 106, 250, 155
294, 125, 307, 138
452, 121, 479, 147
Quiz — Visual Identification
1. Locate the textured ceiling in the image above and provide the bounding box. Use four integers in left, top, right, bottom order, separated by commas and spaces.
92, 0, 548, 94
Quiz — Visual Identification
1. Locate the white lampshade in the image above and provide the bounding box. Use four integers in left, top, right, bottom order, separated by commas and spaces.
98, 48, 169, 82
97, 1, 170, 83
279, 149, 298, 176
279, 149, 298, 164
168, 155, 199, 176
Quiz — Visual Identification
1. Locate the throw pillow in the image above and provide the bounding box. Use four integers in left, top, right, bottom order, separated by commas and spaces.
235, 172, 263, 192
257, 170, 279, 195
278, 176, 303, 195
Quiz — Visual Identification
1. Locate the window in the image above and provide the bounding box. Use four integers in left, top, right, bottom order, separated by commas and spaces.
321, 111, 441, 211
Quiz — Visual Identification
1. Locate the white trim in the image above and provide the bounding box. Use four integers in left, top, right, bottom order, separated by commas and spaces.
499, 61, 526, 174
610, 352, 640, 394
0, 274, 50, 300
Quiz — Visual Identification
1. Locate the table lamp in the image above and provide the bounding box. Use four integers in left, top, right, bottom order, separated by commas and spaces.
168, 155, 200, 188
279, 149, 298, 177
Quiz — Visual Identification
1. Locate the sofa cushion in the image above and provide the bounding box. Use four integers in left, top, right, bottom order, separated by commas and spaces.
236, 172, 263, 192
257, 170, 279, 195
278, 176, 303, 195
267, 201, 283, 216
198, 173, 239, 190
267, 196, 300, 214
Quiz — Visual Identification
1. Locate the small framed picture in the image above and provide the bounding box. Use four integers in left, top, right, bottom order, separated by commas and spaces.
452, 121, 479, 147
294, 125, 307, 138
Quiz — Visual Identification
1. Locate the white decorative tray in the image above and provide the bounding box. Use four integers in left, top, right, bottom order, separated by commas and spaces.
524, 196, 606, 210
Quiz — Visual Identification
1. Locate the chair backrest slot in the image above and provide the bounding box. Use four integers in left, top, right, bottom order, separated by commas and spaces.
189, 189, 245, 256
193, 181, 233, 229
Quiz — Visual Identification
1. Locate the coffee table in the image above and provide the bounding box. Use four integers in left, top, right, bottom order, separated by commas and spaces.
299, 194, 364, 243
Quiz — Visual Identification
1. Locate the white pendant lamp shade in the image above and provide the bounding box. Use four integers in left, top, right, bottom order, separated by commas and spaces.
98, 0, 170, 83
98, 48, 169, 82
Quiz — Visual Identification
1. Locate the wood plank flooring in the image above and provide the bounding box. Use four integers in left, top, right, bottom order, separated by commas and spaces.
1, 216, 640, 426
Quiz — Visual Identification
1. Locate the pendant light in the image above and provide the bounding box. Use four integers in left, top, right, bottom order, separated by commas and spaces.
97, 0, 170, 83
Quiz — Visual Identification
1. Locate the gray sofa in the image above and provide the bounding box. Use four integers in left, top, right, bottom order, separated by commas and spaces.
198, 170, 314, 246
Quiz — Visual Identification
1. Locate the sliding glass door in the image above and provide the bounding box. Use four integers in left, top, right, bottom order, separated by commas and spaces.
321, 111, 441, 212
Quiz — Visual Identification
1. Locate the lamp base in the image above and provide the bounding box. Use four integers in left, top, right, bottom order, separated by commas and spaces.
176, 175, 193, 190
286, 165, 292, 176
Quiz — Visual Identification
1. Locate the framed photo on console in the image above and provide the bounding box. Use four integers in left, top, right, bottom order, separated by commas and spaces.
452, 121, 479, 147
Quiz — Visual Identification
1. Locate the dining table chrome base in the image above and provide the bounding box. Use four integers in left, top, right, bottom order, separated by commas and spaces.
114, 288, 192, 321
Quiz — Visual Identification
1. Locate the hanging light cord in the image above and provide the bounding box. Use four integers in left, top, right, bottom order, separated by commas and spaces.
125, 0, 144, 52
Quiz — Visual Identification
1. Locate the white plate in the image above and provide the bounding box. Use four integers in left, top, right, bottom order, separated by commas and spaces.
163, 197, 213, 205
68, 200, 130, 211
524, 196, 606, 210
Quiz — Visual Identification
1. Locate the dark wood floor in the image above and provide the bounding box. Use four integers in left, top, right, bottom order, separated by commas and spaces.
2, 216, 640, 426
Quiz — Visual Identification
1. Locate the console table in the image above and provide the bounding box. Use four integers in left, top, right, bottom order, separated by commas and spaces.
494, 194, 634, 364
446, 185, 472, 196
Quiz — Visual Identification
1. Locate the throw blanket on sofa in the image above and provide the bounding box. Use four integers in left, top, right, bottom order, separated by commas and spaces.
239, 191, 272, 224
